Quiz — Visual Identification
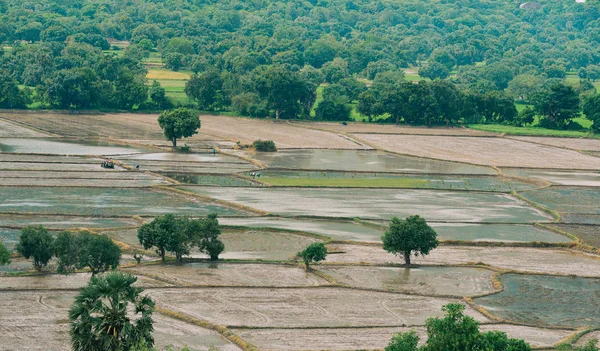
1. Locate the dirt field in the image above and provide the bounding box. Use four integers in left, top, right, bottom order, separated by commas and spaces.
508, 136, 600, 151
149, 287, 489, 328
0, 273, 170, 290
292, 121, 496, 136
325, 244, 600, 277
319, 266, 495, 296
233, 324, 572, 351
354, 134, 600, 169
125, 263, 326, 287
0, 118, 50, 137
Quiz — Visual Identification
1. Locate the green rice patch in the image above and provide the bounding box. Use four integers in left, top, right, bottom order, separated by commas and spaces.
475, 274, 600, 328
164, 174, 258, 187
521, 187, 600, 214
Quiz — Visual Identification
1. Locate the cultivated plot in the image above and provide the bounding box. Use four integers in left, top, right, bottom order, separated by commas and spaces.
183, 187, 551, 223
233, 324, 572, 351
153, 313, 240, 351
0, 162, 126, 172
249, 149, 496, 174
0, 214, 138, 229
291, 121, 495, 136
548, 224, 600, 248
475, 274, 600, 328
114, 152, 246, 163
354, 134, 600, 170
149, 287, 489, 328
0, 228, 19, 249
0, 187, 245, 216
165, 174, 259, 187
0, 273, 170, 290
255, 170, 536, 191
117, 160, 257, 174
0, 118, 49, 137
319, 266, 496, 296
199, 115, 367, 149
521, 187, 600, 215
220, 217, 383, 242
0, 154, 101, 164
0, 138, 152, 155
325, 245, 600, 277
430, 223, 571, 243
502, 168, 600, 187
508, 136, 600, 151
126, 263, 326, 287
560, 214, 600, 225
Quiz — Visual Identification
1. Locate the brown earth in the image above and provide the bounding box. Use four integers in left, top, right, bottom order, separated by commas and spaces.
324, 244, 600, 277
0, 273, 170, 290
0, 118, 50, 137
291, 121, 496, 136
353, 134, 600, 169
508, 136, 600, 151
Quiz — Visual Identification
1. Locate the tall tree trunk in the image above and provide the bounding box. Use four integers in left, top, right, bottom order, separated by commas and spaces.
404, 251, 411, 266
172, 137, 177, 147
210, 254, 219, 261
395, 114, 400, 125
304, 258, 310, 271
160, 248, 166, 263
276, 109, 280, 120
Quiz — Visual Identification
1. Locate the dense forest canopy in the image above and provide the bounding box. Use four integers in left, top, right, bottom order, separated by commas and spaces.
0, 0, 599, 128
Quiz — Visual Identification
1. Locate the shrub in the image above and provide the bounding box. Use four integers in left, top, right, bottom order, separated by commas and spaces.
253, 139, 277, 152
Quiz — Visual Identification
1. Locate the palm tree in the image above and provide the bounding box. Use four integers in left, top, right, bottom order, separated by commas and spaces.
69, 271, 155, 351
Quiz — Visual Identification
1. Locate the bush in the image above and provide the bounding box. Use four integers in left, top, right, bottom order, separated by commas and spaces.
253, 139, 277, 152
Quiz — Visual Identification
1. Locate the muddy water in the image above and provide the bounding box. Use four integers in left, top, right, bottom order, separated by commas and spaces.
115, 152, 246, 163
503, 168, 600, 187
475, 274, 600, 328
250, 149, 496, 174
431, 223, 571, 243
0, 138, 152, 155
184, 187, 551, 223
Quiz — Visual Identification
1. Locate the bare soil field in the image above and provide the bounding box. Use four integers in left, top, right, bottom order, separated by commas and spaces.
292, 121, 496, 136
0, 118, 50, 137
199, 115, 367, 149
325, 244, 600, 277
0, 162, 127, 172
0, 273, 170, 290
233, 324, 572, 351
0, 154, 101, 164
0, 177, 167, 188
508, 136, 600, 151
126, 263, 326, 287
354, 134, 600, 169
318, 266, 495, 296
149, 287, 489, 328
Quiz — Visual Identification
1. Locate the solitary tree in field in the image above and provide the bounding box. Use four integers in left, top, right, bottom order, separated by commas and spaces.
70, 271, 155, 351
583, 94, 600, 132
382, 215, 438, 266
157, 108, 201, 147
191, 213, 225, 261
298, 242, 327, 270
17, 225, 54, 271
0, 242, 11, 266
77, 232, 121, 275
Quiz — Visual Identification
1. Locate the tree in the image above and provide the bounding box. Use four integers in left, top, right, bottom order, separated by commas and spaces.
0, 74, 31, 108
39, 68, 106, 109
157, 108, 201, 147
138, 214, 195, 263
419, 63, 450, 80
69, 271, 154, 351
114, 68, 148, 110
584, 95, 600, 132
54, 231, 80, 274
506, 74, 544, 103
149, 80, 171, 109
387, 304, 532, 351
298, 242, 327, 270
429, 49, 456, 70
17, 225, 54, 272
0, 242, 11, 266
185, 69, 227, 110
164, 52, 184, 71
315, 98, 351, 121
255, 65, 316, 119
193, 213, 225, 261
77, 232, 121, 275
533, 84, 581, 129
382, 215, 438, 265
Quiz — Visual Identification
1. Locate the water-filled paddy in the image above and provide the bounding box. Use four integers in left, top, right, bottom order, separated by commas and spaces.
320, 266, 495, 296
117, 160, 256, 173
475, 274, 600, 328
521, 187, 600, 214
0, 215, 137, 229
503, 169, 600, 187
250, 149, 496, 174
0, 228, 19, 249
164, 174, 258, 186
431, 223, 571, 243
0, 187, 244, 216
255, 170, 534, 191
182, 187, 551, 223
0, 138, 152, 155
548, 224, 600, 248
114, 152, 247, 163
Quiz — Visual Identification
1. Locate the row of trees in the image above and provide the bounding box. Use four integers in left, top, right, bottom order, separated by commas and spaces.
15, 225, 120, 274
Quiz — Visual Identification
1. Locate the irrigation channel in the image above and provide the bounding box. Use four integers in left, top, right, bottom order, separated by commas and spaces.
1, 114, 599, 351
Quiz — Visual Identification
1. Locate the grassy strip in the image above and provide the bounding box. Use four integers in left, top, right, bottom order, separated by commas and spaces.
511, 191, 560, 222
155, 306, 259, 351
469, 124, 598, 138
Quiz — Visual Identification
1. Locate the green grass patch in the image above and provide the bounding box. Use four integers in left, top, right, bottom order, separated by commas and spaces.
468, 124, 598, 138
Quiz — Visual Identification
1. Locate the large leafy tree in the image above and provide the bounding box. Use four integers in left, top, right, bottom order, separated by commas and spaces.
54, 231, 80, 274
255, 64, 316, 119
69, 271, 155, 351
583, 95, 600, 132
386, 304, 532, 351
382, 215, 438, 266
533, 84, 581, 130
114, 67, 148, 110
0, 242, 11, 266
77, 232, 121, 275
185, 69, 227, 110
192, 213, 225, 261
297, 242, 327, 270
157, 108, 201, 147
16, 225, 54, 271
38, 67, 107, 109
138, 214, 192, 263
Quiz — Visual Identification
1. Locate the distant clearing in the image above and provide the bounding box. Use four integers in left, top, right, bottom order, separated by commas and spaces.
355, 134, 600, 169
146, 69, 191, 80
